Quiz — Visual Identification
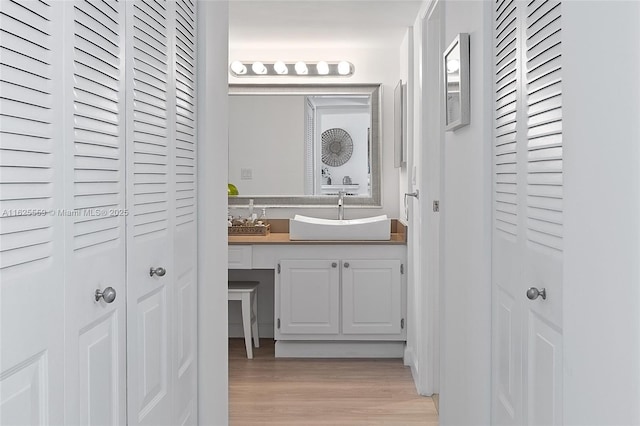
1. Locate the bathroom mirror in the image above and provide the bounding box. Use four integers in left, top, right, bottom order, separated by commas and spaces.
228, 84, 382, 207
443, 33, 470, 131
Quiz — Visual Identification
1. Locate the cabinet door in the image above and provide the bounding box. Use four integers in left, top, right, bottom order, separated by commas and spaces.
342, 259, 402, 334
279, 259, 340, 334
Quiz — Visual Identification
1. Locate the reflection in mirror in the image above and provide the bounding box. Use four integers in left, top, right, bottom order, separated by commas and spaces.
445, 41, 461, 125
228, 84, 381, 207
443, 33, 470, 131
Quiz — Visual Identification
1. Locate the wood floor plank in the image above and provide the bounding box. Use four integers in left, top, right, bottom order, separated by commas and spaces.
229, 339, 438, 425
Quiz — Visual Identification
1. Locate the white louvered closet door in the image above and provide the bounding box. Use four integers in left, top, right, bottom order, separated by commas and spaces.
171, 1, 198, 424
0, 2, 66, 424
63, 0, 128, 424
125, 0, 197, 425
492, 1, 564, 425
125, 0, 173, 425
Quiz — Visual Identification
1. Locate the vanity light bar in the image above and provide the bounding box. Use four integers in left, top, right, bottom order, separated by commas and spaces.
229, 61, 354, 77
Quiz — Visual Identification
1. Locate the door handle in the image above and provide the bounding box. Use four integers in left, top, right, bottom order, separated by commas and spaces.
150, 266, 167, 277
95, 287, 117, 303
526, 287, 546, 301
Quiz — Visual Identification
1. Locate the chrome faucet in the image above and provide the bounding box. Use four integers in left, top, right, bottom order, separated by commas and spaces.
337, 191, 346, 220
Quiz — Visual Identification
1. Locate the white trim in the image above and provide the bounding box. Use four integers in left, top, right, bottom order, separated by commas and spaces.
196, 1, 229, 425
275, 341, 405, 358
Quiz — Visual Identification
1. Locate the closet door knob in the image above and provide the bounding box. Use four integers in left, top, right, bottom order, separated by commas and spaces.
526, 287, 546, 301
331, 262, 337, 268
344, 262, 350, 268
150, 267, 167, 277
95, 287, 117, 303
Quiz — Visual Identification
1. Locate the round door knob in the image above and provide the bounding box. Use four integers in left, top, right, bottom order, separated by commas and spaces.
331, 262, 337, 268
95, 287, 117, 303
150, 266, 167, 277
526, 287, 546, 301
344, 262, 350, 268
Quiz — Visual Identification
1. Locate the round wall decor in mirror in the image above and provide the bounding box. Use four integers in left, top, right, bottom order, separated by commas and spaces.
322, 128, 353, 167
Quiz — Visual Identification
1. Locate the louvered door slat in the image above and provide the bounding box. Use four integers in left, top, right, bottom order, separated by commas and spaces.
526, 0, 563, 252
174, 0, 195, 227
131, 0, 169, 240
0, 0, 54, 270
72, 0, 123, 253
494, 0, 519, 238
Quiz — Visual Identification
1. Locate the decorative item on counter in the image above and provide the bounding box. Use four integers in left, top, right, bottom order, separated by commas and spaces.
248, 199, 257, 223
321, 167, 332, 185
228, 183, 239, 196
342, 175, 352, 185
228, 219, 271, 236
257, 208, 268, 225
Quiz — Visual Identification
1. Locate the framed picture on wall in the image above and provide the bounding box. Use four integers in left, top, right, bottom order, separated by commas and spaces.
443, 33, 470, 131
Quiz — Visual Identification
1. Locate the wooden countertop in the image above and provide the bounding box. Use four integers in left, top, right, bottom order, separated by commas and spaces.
228, 219, 407, 245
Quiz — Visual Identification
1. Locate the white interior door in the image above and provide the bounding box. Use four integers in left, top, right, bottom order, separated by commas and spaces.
125, 1, 198, 424
125, 1, 174, 424
171, 0, 198, 423
63, 1, 128, 424
0, 2, 66, 424
492, 1, 563, 425
1, 2, 196, 425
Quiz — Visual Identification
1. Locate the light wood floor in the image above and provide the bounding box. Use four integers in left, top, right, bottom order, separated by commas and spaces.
229, 339, 439, 426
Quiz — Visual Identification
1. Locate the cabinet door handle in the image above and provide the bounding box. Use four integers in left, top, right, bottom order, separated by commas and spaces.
344, 262, 350, 268
331, 262, 337, 268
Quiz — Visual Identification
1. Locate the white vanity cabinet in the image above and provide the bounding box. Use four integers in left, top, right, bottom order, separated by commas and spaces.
276, 256, 405, 341
278, 259, 403, 338
229, 242, 406, 357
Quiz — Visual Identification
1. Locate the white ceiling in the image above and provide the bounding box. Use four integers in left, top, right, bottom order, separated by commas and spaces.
229, 0, 424, 49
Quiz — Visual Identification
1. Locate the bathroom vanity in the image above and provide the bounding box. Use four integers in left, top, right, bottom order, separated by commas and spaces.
228, 219, 407, 357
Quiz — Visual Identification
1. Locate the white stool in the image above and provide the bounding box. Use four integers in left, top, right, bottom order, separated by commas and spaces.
228, 281, 260, 359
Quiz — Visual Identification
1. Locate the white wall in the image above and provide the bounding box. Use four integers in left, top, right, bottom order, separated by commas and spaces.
438, 1, 493, 424
228, 46, 402, 220
229, 95, 305, 196
197, 1, 229, 424
562, 2, 640, 424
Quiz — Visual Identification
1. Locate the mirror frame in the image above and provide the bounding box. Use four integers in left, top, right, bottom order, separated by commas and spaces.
228, 83, 382, 207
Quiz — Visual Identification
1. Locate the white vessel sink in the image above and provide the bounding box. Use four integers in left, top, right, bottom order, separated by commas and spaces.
289, 215, 391, 241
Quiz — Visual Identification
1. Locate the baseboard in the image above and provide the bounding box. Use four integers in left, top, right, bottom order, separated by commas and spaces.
229, 322, 274, 339
404, 345, 421, 394
274, 341, 405, 358
403, 344, 414, 366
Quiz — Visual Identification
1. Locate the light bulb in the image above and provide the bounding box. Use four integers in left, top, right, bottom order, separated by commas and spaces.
230, 61, 247, 75
316, 61, 329, 75
274, 61, 288, 75
252, 61, 267, 75
295, 61, 308, 75
337, 61, 352, 76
